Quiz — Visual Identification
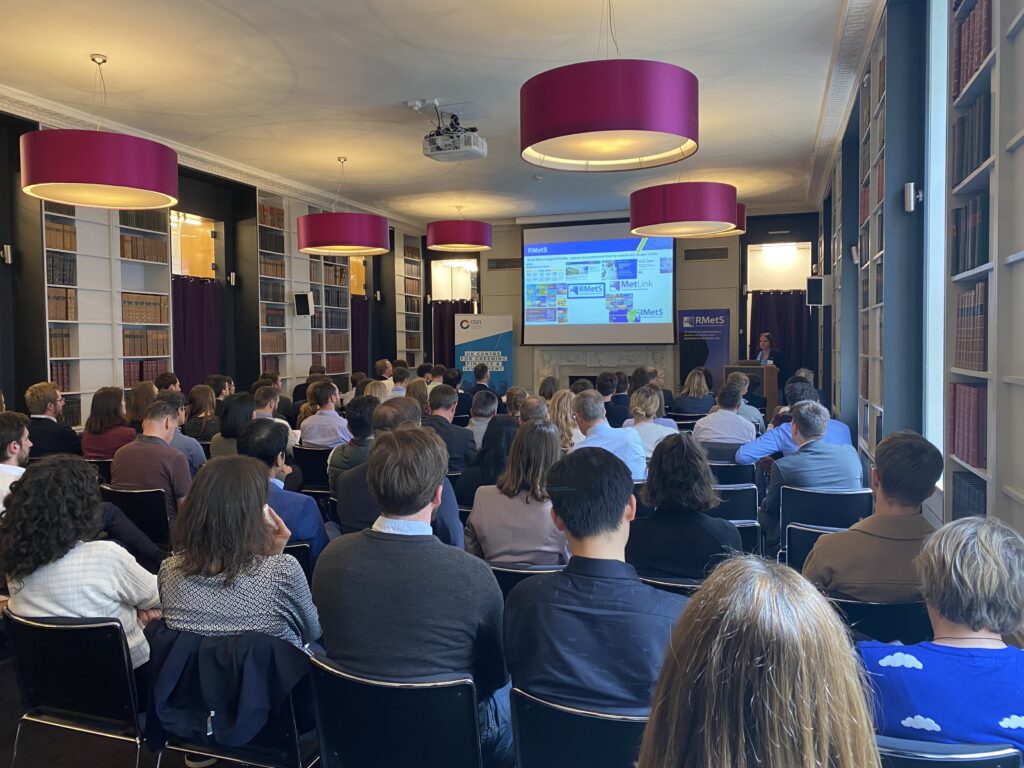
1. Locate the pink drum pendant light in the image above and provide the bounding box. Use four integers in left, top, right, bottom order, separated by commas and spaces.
20, 129, 178, 209
702, 203, 747, 238
520, 59, 699, 172
427, 219, 492, 252
297, 211, 390, 256
630, 182, 738, 237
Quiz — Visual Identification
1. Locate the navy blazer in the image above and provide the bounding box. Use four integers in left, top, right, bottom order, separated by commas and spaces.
27, 416, 81, 457
761, 438, 864, 527
455, 390, 475, 417
604, 401, 630, 429
423, 414, 478, 473
269, 482, 329, 561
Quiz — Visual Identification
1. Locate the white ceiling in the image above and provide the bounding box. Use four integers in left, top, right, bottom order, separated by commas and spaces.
0, 0, 847, 223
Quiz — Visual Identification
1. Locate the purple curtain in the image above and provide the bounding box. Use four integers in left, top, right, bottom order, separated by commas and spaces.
748, 290, 808, 383
431, 300, 474, 368
172, 276, 221, 392
350, 295, 370, 375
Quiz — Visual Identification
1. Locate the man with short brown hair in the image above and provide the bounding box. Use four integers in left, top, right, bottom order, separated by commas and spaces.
299, 380, 351, 449
0, 412, 31, 512
24, 381, 80, 456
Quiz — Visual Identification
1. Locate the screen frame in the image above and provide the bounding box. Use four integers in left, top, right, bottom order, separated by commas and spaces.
519, 218, 678, 346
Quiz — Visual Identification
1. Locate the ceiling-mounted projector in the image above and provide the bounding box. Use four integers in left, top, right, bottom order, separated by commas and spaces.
423, 112, 487, 162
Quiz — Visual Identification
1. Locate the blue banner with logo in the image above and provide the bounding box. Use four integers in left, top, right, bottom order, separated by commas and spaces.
455, 315, 514, 396
679, 309, 731, 390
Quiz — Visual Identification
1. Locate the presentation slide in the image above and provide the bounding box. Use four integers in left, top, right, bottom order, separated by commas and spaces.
522, 223, 675, 345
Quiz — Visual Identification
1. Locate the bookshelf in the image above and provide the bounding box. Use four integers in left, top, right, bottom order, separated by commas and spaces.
395, 233, 424, 367
944, 0, 1024, 527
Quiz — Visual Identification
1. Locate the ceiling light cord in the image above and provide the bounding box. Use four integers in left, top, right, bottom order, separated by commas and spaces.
331, 156, 347, 213
596, 0, 622, 60
90, 54, 108, 130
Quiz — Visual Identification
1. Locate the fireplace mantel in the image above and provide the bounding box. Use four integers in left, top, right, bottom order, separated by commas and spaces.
533, 345, 674, 389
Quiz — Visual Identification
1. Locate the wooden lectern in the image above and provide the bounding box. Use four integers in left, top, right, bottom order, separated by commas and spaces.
725, 362, 779, 416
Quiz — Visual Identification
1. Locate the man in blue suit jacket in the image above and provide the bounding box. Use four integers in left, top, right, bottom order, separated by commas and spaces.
761, 401, 863, 541
238, 419, 329, 561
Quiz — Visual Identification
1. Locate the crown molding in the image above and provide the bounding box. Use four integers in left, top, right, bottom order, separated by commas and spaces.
806, 0, 886, 206
0, 84, 423, 232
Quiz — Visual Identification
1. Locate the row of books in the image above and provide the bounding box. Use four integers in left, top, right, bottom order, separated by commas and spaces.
124, 359, 168, 388
951, 471, 987, 519
261, 330, 287, 353
47, 287, 78, 321
46, 251, 77, 286
947, 382, 987, 469
120, 234, 168, 263
403, 332, 421, 350
48, 327, 73, 358
45, 221, 77, 252
859, 186, 871, 227
59, 397, 81, 428
951, 93, 990, 186
119, 209, 168, 233
311, 330, 323, 353
405, 314, 421, 332
259, 253, 286, 279
261, 355, 281, 374
324, 286, 347, 308
44, 202, 75, 218
876, 157, 884, 203
403, 258, 422, 279
953, 281, 987, 371
258, 203, 286, 230
123, 329, 170, 357
50, 361, 72, 393
324, 331, 349, 353
325, 353, 347, 373
405, 296, 421, 313
260, 279, 286, 303
875, 257, 884, 305
952, 0, 991, 98
323, 263, 347, 286
260, 304, 286, 328
950, 195, 989, 274
324, 308, 348, 330
403, 276, 420, 295
259, 227, 285, 254
122, 293, 170, 324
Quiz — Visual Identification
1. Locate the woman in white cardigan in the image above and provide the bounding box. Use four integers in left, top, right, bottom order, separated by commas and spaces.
465, 419, 568, 566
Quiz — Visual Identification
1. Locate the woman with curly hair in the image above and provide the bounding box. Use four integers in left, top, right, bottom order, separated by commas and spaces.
0, 455, 160, 669
548, 389, 584, 452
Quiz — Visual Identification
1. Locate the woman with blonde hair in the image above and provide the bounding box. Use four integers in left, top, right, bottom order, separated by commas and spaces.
464, 420, 567, 565
638, 556, 880, 768
624, 385, 678, 457
549, 389, 583, 452
362, 379, 388, 402
504, 386, 528, 419
405, 378, 430, 416
671, 368, 715, 415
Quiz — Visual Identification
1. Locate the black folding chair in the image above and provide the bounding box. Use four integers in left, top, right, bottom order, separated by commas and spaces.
453, 414, 471, 428
199, 442, 212, 460
711, 484, 759, 521
291, 447, 332, 511
511, 688, 647, 768
284, 542, 313, 586
310, 656, 482, 768
459, 505, 473, 525
99, 485, 170, 548
709, 462, 756, 485
784, 523, 844, 571
877, 735, 1021, 767
490, 563, 564, 600
3, 610, 144, 768
830, 598, 933, 644
700, 442, 746, 463
732, 519, 762, 555
84, 458, 113, 484
779, 487, 872, 561
639, 576, 703, 597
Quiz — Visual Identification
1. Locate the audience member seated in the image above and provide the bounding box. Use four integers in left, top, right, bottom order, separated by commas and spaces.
770, 375, 826, 428
155, 391, 208, 477
182, 384, 221, 442
692, 383, 757, 451
804, 431, 941, 601
549, 389, 584, 452
671, 368, 715, 415
327, 395, 378, 485
428, 364, 448, 392
341, 371, 367, 407
424, 384, 478, 473
298, 379, 352, 449
735, 379, 852, 464
455, 416, 519, 508
538, 376, 559, 401
296, 374, 330, 426
625, 385, 677, 458
611, 371, 630, 408
595, 371, 629, 428
568, 378, 593, 395
373, 358, 395, 394
519, 395, 548, 424
629, 366, 669, 412
253, 385, 298, 454
159, 456, 320, 652
238, 420, 330, 562
626, 434, 741, 579
111, 398, 193, 521
154, 371, 181, 393
206, 374, 231, 418
622, 382, 677, 430
0, 412, 30, 512
760, 401, 863, 540
331, 398, 464, 546
387, 366, 410, 399
292, 363, 327, 404
210, 393, 256, 457
126, 380, 157, 433
416, 363, 433, 383
504, 448, 685, 714
405, 377, 430, 417
363, 379, 389, 402
24, 381, 81, 457
1, 456, 160, 670
81, 386, 136, 459
468, 363, 494, 396
708, 371, 766, 434
255, 370, 294, 421
859, 517, 1024, 752
572, 390, 647, 481
469, 390, 499, 449
504, 386, 527, 421
465, 420, 567, 565
312, 427, 512, 768
638, 556, 880, 768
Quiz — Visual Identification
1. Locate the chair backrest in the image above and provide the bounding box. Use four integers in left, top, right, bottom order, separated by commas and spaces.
780, 486, 873, 532
452, 414, 470, 428
310, 656, 482, 768
700, 442, 744, 463
785, 523, 844, 571
198, 441, 212, 459
709, 462, 756, 485
666, 413, 708, 421
490, 563, 564, 600
711, 484, 759, 521
99, 484, 170, 547
511, 688, 647, 768
291, 446, 331, 489
877, 736, 1021, 767
675, 420, 697, 433
283, 542, 313, 585
732, 519, 762, 555
458, 505, 473, 526
84, 458, 113, 484
830, 598, 933, 644
639, 576, 703, 596
3, 610, 140, 735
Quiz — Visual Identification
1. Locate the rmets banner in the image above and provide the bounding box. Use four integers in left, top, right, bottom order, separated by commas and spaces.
679, 308, 731, 390
455, 314, 514, 396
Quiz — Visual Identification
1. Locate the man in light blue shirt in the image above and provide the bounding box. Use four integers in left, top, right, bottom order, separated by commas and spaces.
571, 390, 647, 481
299, 379, 352, 449
156, 391, 207, 477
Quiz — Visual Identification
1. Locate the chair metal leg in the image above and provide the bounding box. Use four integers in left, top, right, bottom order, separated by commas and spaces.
134, 739, 141, 768
155, 747, 163, 768
9, 720, 23, 768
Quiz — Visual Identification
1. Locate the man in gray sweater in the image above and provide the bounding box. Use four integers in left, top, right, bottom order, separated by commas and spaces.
312, 425, 512, 768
